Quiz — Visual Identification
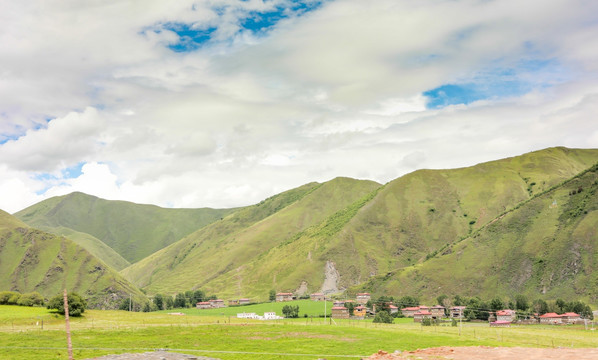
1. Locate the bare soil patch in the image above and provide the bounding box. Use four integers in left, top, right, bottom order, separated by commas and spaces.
364, 346, 598, 359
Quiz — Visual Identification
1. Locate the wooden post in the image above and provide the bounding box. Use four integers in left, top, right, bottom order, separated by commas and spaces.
63, 289, 74, 360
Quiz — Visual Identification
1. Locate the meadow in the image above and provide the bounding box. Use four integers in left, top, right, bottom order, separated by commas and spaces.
1, 304, 597, 360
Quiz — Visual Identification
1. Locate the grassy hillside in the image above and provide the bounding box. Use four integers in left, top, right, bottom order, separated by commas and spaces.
0, 210, 146, 308
123, 147, 598, 302
121, 178, 382, 297
357, 161, 598, 304
15, 192, 238, 263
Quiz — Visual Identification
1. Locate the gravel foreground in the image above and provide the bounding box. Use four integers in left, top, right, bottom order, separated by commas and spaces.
83, 351, 220, 360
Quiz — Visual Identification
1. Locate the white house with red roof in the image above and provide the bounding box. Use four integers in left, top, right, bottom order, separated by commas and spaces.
401, 306, 421, 317
539, 312, 562, 324
275, 292, 294, 302
413, 309, 432, 322
496, 309, 517, 322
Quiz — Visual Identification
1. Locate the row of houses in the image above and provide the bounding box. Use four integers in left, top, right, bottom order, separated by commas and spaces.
196, 298, 252, 309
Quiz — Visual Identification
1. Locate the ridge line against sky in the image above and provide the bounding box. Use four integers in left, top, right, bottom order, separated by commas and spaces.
0, 0, 597, 213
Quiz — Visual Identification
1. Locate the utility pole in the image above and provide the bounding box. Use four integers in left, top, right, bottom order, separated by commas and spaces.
63, 289, 74, 360
129, 294, 132, 312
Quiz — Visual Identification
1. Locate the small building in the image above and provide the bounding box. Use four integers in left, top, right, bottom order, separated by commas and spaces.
196, 301, 211, 309
354, 305, 367, 317
228, 299, 240, 306
430, 305, 445, 318
356, 293, 371, 304
539, 312, 562, 324
239, 298, 251, 305
413, 310, 432, 323
560, 312, 581, 324
496, 309, 517, 322
209, 299, 226, 308
451, 306, 466, 318
237, 312, 258, 319
331, 306, 350, 319
276, 293, 294, 302
264, 312, 283, 320
490, 320, 511, 327
388, 305, 399, 314
310, 293, 325, 301
401, 306, 421, 317
333, 300, 345, 307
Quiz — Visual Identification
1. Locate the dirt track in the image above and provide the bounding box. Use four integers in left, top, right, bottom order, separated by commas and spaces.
365, 346, 598, 359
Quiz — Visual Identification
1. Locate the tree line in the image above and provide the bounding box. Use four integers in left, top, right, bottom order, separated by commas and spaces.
121, 289, 218, 312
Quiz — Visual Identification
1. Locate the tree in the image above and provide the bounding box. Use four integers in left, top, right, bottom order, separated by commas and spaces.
373, 310, 393, 324
269, 289, 276, 302
514, 294, 528, 311
436, 294, 448, 307
165, 295, 174, 310
555, 298, 566, 313
453, 295, 465, 306
396, 295, 418, 308
191, 290, 206, 304
119, 297, 132, 311
282, 305, 299, 318
153, 294, 164, 310
489, 297, 504, 312
47, 292, 87, 317
344, 301, 355, 316
532, 299, 548, 315
174, 293, 187, 308
374, 296, 391, 313
0, 291, 20, 305
17, 292, 44, 306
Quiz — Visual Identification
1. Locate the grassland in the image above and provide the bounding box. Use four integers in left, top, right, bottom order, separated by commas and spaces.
1, 305, 597, 360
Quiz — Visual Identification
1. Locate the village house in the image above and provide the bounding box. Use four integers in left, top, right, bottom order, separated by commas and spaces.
430, 305, 445, 318
356, 293, 371, 304
275, 292, 294, 302
496, 309, 517, 322
239, 298, 251, 305
209, 299, 226, 308
333, 300, 345, 307
401, 306, 421, 317
560, 312, 581, 324
228, 299, 239, 306
196, 301, 211, 309
331, 306, 350, 319
310, 293, 325, 301
450, 306, 466, 318
539, 313, 562, 324
388, 305, 398, 315
353, 305, 367, 317
413, 309, 432, 323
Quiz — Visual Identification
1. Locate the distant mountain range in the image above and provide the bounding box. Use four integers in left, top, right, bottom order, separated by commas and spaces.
4, 146, 598, 307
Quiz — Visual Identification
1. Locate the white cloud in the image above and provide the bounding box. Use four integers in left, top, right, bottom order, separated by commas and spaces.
0, 0, 597, 213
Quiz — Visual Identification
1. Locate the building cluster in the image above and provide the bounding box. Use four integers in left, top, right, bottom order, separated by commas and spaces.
196, 298, 250, 309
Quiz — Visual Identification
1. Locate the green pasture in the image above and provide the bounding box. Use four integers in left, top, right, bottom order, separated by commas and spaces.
1, 305, 597, 360
157, 300, 334, 317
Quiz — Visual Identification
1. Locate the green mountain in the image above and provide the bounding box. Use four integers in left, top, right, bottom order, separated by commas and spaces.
120, 177, 382, 297
15, 192, 237, 264
122, 147, 598, 302
0, 210, 145, 308
357, 161, 598, 304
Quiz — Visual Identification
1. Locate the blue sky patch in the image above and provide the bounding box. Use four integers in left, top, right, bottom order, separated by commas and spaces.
423, 58, 568, 109
156, 1, 325, 52
62, 162, 85, 179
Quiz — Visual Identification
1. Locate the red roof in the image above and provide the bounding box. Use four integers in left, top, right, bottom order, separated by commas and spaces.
539, 312, 561, 318
355, 305, 366, 310
277, 293, 293, 295
496, 310, 515, 316
401, 307, 420, 311
332, 306, 347, 310
561, 312, 580, 317
311, 293, 324, 296
491, 321, 511, 324
415, 310, 432, 315
389, 305, 398, 309
197, 301, 210, 305
356, 293, 370, 296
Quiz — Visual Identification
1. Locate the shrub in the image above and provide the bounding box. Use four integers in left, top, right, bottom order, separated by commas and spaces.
17, 292, 44, 306
47, 292, 87, 317
373, 310, 393, 324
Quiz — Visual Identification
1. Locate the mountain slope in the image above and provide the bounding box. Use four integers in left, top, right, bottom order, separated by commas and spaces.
122, 147, 598, 301
15, 192, 238, 263
0, 210, 146, 308
357, 161, 598, 304
121, 178, 382, 296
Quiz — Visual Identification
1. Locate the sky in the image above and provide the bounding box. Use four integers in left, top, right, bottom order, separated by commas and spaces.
1, 0, 598, 213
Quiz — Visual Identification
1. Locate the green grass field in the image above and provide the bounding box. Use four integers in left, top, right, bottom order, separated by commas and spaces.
1, 305, 597, 360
